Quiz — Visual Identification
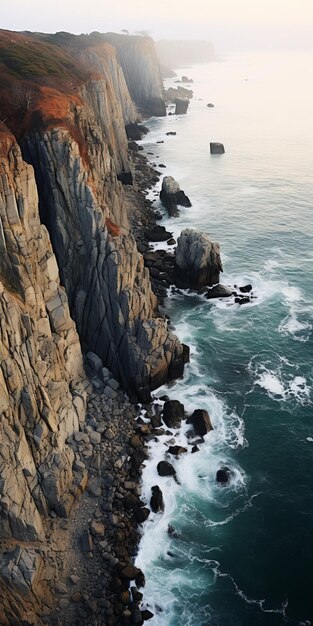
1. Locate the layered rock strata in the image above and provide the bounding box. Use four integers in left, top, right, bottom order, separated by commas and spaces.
0, 131, 88, 623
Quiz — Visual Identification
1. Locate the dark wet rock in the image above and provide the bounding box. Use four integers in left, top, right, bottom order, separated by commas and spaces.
166, 131, 176, 136
206, 284, 234, 299
135, 507, 150, 523
157, 461, 176, 477
181, 76, 193, 83
160, 176, 191, 217
144, 225, 173, 242
168, 445, 187, 456
121, 564, 142, 580
235, 296, 251, 305
182, 343, 190, 364
150, 485, 164, 513
187, 409, 213, 437
238, 284, 253, 293
142, 609, 154, 620
216, 466, 233, 485
135, 570, 146, 588
157, 140, 164, 143
175, 98, 189, 114
125, 123, 149, 141
131, 586, 143, 605
210, 142, 225, 154
132, 608, 144, 625
163, 400, 184, 428
159, 163, 166, 168
191, 445, 199, 453
167, 238, 176, 245
128, 140, 140, 152
207, 103, 215, 108
175, 229, 223, 290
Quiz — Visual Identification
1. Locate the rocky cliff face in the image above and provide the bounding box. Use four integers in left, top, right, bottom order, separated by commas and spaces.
0, 130, 89, 622
0, 29, 184, 622
23, 116, 182, 401
103, 33, 166, 117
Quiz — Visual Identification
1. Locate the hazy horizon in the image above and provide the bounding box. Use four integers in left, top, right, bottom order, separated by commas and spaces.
1, 0, 313, 53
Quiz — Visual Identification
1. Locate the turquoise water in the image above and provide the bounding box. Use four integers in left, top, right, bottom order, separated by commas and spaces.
136, 52, 313, 626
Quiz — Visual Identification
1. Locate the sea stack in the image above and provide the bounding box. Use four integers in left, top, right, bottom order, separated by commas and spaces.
175, 98, 190, 114
175, 229, 223, 290
160, 176, 191, 216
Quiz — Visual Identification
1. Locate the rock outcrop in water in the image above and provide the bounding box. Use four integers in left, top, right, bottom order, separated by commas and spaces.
175, 229, 223, 290
160, 176, 191, 216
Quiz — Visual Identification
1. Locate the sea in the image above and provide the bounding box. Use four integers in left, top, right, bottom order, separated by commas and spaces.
135, 51, 313, 626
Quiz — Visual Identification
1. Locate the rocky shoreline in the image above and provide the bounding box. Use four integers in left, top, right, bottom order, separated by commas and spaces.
35, 139, 186, 626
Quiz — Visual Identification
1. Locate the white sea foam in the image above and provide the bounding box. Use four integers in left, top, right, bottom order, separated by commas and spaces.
252, 363, 311, 404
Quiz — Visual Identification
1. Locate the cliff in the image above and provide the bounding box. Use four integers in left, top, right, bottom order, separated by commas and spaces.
0, 28, 184, 622
103, 33, 166, 117
0, 128, 89, 623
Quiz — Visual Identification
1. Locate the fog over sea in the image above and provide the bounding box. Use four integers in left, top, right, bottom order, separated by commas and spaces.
135, 51, 313, 626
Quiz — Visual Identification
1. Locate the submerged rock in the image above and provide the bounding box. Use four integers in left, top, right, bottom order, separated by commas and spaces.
187, 409, 213, 437
167, 523, 181, 538
175, 229, 223, 290
210, 142, 225, 154
216, 466, 233, 485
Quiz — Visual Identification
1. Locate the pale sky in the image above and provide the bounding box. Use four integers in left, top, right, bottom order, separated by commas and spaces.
1, 0, 313, 51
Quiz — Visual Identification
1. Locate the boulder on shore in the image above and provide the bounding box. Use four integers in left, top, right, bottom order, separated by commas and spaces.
163, 400, 184, 428
187, 409, 213, 436
210, 142, 225, 154
157, 461, 176, 477
168, 445, 187, 456
175, 98, 189, 115
175, 229, 223, 290
125, 123, 149, 141
144, 225, 173, 242
150, 486, 164, 513
160, 176, 191, 217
